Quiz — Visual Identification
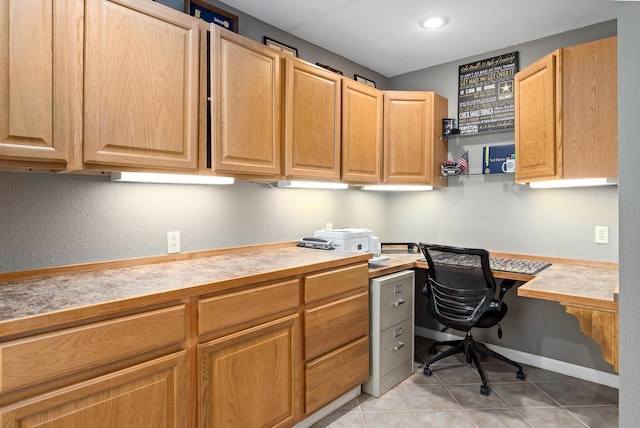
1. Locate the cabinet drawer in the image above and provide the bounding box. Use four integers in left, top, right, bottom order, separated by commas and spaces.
305, 336, 369, 415
304, 263, 368, 304
379, 318, 413, 377
371, 270, 414, 331
199, 279, 300, 336
0, 305, 186, 393
304, 291, 368, 361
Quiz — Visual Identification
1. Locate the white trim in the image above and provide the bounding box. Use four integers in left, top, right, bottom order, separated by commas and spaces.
293, 386, 361, 428
415, 326, 619, 389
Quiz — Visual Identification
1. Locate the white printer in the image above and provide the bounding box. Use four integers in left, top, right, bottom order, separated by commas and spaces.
313, 228, 381, 255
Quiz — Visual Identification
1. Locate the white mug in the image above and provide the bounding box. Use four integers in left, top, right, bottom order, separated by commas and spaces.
502, 159, 515, 173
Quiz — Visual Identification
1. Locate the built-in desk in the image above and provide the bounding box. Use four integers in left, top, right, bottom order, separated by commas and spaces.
368, 252, 619, 372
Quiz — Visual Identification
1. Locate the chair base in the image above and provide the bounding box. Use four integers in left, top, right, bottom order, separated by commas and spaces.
423, 333, 525, 395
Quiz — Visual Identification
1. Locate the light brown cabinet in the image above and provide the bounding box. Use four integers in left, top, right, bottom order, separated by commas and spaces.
0, 352, 188, 428
83, 0, 201, 171
303, 263, 370, 415
210, 26, 282, 178
514, 36, 617, 183
383, 91, 448, 185
0, 305, 189, 426
283, 58, 342, 180
0, 0, 83, 170
1, 0, 203, 172
199, 315, 300, 428
341, 79, 383, 183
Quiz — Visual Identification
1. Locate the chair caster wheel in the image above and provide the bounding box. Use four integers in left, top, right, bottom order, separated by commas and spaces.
517, 370, 525, 380
480, 385, 490, 396
424, 367, 433, 376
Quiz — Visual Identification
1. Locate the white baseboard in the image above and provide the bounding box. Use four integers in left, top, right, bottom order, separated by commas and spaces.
293, 386, 361, 428
415, 326, 619, 389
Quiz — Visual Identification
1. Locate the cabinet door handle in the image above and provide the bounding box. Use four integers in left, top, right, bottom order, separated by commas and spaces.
391, 299, 405, 306
392, 342, 405, 351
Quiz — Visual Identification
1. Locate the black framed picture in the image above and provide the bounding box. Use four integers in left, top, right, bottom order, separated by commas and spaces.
316, 63, 343, 75
186, 0, 238, 33
354, 74, 376, 88
263, 36, 298, 57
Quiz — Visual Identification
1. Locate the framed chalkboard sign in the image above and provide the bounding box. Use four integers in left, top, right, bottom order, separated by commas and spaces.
457, 52, 519, 134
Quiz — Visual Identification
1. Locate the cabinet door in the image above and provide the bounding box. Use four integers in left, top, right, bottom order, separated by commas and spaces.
562, 36, 617, 179
84, 0, 199, 170
383, 91, 434, 184
211, 26, 281, 177
199, 314, 300, 428
341, 79, 382, 183
0, 351, 188, 428
284, 58, 341, 180
0, 0, 83, 168
514, 51, 560, 182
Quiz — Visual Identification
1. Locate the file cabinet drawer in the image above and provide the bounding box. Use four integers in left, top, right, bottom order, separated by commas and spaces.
379, 318, 413, 376
372, 270, 414, 331
304, 263, 368, 304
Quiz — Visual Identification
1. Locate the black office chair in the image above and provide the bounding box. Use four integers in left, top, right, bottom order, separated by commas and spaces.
419, 243, 525, 395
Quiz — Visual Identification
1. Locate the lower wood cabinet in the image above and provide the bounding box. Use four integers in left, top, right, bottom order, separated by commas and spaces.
0, 260, 370, 428
0, 351, 188, 427
198, 314, 300, 428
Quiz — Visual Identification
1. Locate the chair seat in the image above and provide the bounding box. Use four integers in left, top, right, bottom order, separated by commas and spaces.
475, 303, 508, 328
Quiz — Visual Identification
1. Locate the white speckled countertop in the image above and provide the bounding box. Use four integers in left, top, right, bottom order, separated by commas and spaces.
0, 245, 618, 338
0, 246, 371, 331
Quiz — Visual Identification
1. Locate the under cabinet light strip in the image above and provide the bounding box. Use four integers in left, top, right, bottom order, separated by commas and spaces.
360, 185, 433, 191
111, 172, 234, 185
276, 181, 348, 189
528, 178, 617, 189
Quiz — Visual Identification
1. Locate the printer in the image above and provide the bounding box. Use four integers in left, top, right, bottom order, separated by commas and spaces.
313, 228, 381, 255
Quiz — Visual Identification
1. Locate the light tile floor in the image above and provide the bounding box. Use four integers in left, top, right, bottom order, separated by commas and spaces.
312, 336, 618, 428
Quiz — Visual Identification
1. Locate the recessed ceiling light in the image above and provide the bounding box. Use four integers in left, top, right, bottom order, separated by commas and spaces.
420, 16, 448, 29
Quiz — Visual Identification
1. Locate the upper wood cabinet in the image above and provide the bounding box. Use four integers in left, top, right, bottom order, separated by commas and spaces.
283, 58, 341, 180
383, 91, 448, 185
341, 79, 383, 183
515, 36, 617, 183
0, 0, 83, 170
83, 0, 200, 171
210, 26, 281, 178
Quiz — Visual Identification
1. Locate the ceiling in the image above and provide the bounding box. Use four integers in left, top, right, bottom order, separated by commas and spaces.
220, 0, 617, 77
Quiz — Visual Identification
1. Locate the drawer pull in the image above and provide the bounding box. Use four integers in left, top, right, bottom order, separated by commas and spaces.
392, 342, 405, 351
394, 284, 403, 294
391, 299, 405, 307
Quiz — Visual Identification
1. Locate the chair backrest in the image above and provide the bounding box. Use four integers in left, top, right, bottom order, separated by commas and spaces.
419, 243, 497, 330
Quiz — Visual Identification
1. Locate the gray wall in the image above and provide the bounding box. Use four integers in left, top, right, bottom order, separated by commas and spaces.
384, 21, 618, 374
618, 2, 640, 426
155, 0, 389, 88
0, 173, 388, 272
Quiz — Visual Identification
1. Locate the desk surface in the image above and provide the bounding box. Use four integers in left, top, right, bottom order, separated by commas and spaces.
368, 252, 618, 310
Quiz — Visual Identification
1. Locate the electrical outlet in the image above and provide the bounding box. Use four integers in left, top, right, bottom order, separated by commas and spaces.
167, 231, 181, 253
595, 226, 609, 244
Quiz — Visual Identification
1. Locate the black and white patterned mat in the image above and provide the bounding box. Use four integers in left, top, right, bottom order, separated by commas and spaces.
425, 253, 551, 275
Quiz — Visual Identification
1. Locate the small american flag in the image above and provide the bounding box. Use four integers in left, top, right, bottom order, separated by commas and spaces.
457, 151, 469, 174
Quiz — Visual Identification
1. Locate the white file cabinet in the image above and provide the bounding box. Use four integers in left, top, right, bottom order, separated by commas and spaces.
363, 270, 415, 397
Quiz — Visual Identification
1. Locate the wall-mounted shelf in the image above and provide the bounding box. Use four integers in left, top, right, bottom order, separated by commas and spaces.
439, 128, 514, 142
